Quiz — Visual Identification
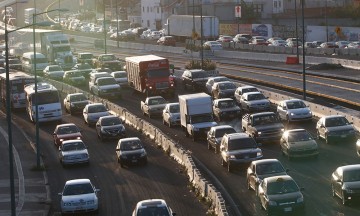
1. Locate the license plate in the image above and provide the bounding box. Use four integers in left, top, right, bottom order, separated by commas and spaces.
284, 207, 292, 212
132, 159, 137, 163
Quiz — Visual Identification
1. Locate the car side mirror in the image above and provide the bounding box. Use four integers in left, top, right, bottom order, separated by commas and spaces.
83, 111, 87, 114
58, 192, 62, 196
259, 191, 264, 195
282, 106, 287, 110
115, 148, 120, 151
52, 132, 56, 135
349, 122, 353, 124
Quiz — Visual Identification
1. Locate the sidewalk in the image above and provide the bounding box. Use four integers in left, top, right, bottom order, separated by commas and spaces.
0, 112, 50, 216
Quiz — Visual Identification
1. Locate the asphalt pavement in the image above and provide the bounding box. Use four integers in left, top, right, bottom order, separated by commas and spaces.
0, 111, 50, 216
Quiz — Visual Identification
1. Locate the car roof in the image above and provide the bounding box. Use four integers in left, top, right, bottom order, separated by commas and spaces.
148, 96, 165, 100
264, 175, 293, 184
167, 102, 179, 106
119, 137, 140, 142
111, 71, 126, 74
186, 69, 205, 73
215, 81, 233, 85
57, 123, 77, 128
251, 112, 275, 117
282, 99, 303, 103
322, 115, 345, 119
237, 85, 256, 90
224, 132, 249, 139
251, 159, 281, 165
67, 93, 85, 96
209, 76, 227, 81
284, 129, 307, 133
214, 98, 234, 103
243, 91, 263, 96
62, 139, 83, 145
65, 178, 91, 185
99, 115, 119, 120
136, 199, 168, 209
211, 125, 234, 130
337, 164, 360, 172
86, 103, 104, 107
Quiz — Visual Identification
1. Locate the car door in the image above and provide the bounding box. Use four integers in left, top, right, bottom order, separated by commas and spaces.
333, 170, 343, 197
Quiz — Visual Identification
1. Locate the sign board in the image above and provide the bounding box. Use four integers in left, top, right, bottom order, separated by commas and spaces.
235, 6, 241, 18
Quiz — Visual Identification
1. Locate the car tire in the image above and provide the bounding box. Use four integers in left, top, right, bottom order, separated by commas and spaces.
286, 115, 291, 124
168, 121, 172, 128
162, 119, 166, 125
214, 146, 219, 154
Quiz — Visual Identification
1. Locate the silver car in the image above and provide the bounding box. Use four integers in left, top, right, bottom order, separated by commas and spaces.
162, 102, 180, 128
277, 99, 312, 123
59, 140, 89, 166
205, 76, 229, 94
240, 92, 270, 113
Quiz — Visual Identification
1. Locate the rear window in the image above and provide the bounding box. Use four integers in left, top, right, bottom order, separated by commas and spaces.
228, 137, 257, 150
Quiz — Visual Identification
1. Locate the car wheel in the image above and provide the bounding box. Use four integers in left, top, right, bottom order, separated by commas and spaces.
142, 110, 146, 116
148, 113, 152, 119
331, 184, 336, 197
342, 191, 348, 205
69, 108, 73, 115
316, 130, 320, 139
286, 115, 290, 124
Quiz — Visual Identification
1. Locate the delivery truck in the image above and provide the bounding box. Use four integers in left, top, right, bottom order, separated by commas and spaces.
179, 93, 217, 141
125, 55, 175, 97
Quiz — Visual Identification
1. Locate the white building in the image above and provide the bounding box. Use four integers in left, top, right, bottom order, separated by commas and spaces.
141, 0, 180, 30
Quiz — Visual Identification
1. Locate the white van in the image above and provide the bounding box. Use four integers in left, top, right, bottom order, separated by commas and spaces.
88, 72, 112, 91
21, 52, 49, 73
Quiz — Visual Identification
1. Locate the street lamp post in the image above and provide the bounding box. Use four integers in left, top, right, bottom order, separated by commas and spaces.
103, 0, 107, 54
295, 0, 299, 60
200, 0, 203, 70
115, 0, 119, 48
301, 0, 306, 100
325, 0, 328, 42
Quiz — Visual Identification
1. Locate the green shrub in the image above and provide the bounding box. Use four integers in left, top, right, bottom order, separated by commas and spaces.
185, 59, 217, 70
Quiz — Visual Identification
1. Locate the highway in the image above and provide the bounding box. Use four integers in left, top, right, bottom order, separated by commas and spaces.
69, 41, 360, 216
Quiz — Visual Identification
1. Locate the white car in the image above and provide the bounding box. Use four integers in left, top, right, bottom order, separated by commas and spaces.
59, 140, 89, 166
59, 179, 99, 214
316, 115, 357, 144
277, 99, 312, 123
110, 71, 128, 87
203, 41, 223, 50
234, 85, 259, 104
148, 31, 162, 40
239, 92, 270, 113
205, 76, 229, 94
83, 103, 111, 126
162, 102, 180, 128
43, 65, 64, 80
132, 199, 175, 216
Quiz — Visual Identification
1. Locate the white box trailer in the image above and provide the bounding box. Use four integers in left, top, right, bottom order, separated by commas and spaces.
179, 93, 217, 141
166, 15, 219, 41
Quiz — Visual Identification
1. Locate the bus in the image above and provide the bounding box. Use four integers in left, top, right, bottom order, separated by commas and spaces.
24, 82, 62, 123
0, 72, 35, 109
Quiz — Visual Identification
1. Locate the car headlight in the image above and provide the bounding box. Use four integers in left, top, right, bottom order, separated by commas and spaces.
349, 130, 355, 134
257, 152, 263, 157
229, 155, 236, 159
193, 127, 199, 131
257, 131, 262, 135
63, 202, 72, 206
281, 128, 285, 132
82, 153, 89, 158
100, 128, 106, 133
268, 200, 277, 206
308, 111, 312, 115
297, 196, 304, 203
76, 137, 81, 140
290, 112, 295, 116
59, 139, 64, 142
149, 86, 153, 89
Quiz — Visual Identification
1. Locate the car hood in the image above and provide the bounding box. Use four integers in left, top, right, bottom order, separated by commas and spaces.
57, 132, 82, 139
62, 149, 88, 157
247, 99, 269, 105
193, 78, 208, 82
70, 76, 85, 81
255, 123, 284, 131
288, 107, 311, 114
49, 71, 64, 76
98, 84, 120, 90
114, 78, 127, 83
62, 193, 96, 203
258, 172, 288, 180
88, 111, 110, 118
102, 124, 124, 130
327, 125, 354, 132
169, 113, 180, 120
192, 122, 218, 129
71, 101, 89, 106
121, 148, 145, 155
288, 140, 318, 150
228, 148, 261, 155
220, 89, 236, 94
268, 191, 302, 201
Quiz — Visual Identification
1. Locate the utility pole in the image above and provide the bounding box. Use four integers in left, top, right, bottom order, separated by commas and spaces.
301, 0, 306, 100
295, 0, 299, 60
200, 0, 203, 69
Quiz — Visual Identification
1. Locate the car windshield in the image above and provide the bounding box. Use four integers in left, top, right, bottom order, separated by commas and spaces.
49, 66, 62, 71
325, 117, 349, 127
98, 78, 117, 85
63, 183, 94, 196
147, 69, 170, 78
191, 114, 214, 124
214, 77, 229, 83
148, 98, 166, 105
66, 71, 82, 77
228, 137, 257, 150
137, 206, 170, 216
242, 87, 258, 94
343, 169, 360, 182
219, 82, 236, 90
192, 71, 209, 78
288, 130, 313, 142
70, 94, 87, 102
247, 93, 265, 101
57, 125, 79, 135
214, 128, 236, 138
120, 140, 143, 151
256, 162, 285, 175
218, 100, 236, 108
252, 114, 279, 126
62, 141, 85, 151
79, 54, 93, 59
101, 55, 116, 61
169, 105, 180, 113
101, 117, 122, 126
77, 64, 92, 70
286, 101, 306, 109
267, 179, 299, 195
114, 72, 127, 78
88, 105, 107, 113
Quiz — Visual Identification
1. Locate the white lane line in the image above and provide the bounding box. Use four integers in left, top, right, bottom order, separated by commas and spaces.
0, 126, 25, 215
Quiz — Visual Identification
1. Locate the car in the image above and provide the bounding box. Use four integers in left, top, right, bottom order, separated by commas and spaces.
331, 164, 360, 205
205, 76, 229, 94
211, 81, 237, 99
115, 137, 147, 167
203, 41, 223, 50
234, 33, 252, 41
53, 123, 82, 147
220, 133, 263, 172
280, 129, 319, 159
0, 67, 5, 74
5, 58, 22, 70
234, 85, 259, 104
207, 125, 236, 153
162, 102, 180, 128
141, 96, 168, 118
246, 159, 288, 195
58, 179, 100, 214
63, 70, 86, 86
318, 42, 338, 48
132, 199, 176, 216
233, 35, 249, 44
268, 39, 287, 47
277, 99, 312, 123
149, 31, 162, 40
304, 42, 317, 48
346, 41, 360, 49
266, 37, 283, 44
316, 115, 357, 144
239, 92, 270, 113
217, 35, 233, 43
83, 103, 111, 126
95, 116, 126, 141
58, 139, 89, 166
286, 37, 302, 43
212, 98, 241, 122
157, 36, 176, 46
94, 67, 112, 74
335, 41, 350, 49
72, 63, 94, 78
64, 93, 89, 115
249, 38, 268, 46
43, 65, 64, 80
357, 139, 360, 157
258, 175, 305, 215
182, 69, 215, 91
110, 71, 128, 87
286, 40, 303, 47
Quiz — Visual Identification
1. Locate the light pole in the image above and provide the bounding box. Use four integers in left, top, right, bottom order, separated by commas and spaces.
32, 8, 68, 168
295, 0, 299, 60
103, 0, 107, 53
301, 0, 306, 100
115, 0, 119, 48
325, 0, 328, 42
58, 0, 61, 23
200, 0, 203, 70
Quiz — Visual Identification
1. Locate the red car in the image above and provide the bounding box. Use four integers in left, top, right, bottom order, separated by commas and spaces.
53, 123, 82, 147
157, 36, 176, 46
